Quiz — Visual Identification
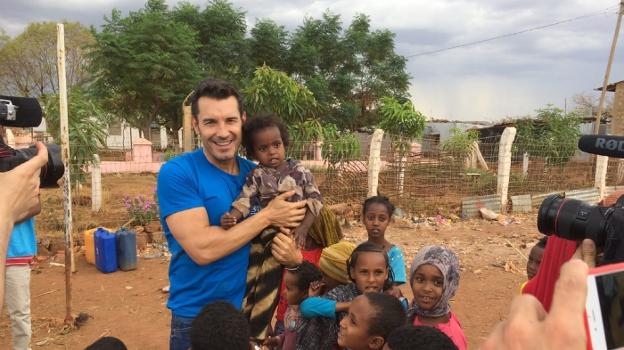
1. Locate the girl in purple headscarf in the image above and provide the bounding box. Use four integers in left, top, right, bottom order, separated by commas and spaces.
408, 245, 467, 350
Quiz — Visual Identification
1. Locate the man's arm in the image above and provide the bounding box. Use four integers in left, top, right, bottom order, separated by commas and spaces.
166, 191, 306, 265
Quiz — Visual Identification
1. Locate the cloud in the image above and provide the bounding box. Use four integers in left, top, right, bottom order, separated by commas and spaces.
1, 0, 622, 121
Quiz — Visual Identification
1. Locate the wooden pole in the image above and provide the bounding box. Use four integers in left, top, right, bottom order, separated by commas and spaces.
56, 23, 74, 324
182, 91, 194, 152
593, 1, 623, 134
594, 1, 623, 198
367, 129, 384, 197
497, 127, 516, 210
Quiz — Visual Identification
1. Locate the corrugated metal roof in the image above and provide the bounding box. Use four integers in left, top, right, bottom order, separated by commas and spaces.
565, 188, 600, 204
461, 194, 501, 218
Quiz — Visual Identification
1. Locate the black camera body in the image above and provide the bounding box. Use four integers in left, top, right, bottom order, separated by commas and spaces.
0, 95, 64, 188
537, 134, 624, 264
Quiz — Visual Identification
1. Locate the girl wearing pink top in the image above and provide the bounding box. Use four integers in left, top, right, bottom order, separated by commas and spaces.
408, 245, 467, 350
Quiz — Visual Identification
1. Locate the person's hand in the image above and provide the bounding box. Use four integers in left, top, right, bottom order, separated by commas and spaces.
271, 230, 303, 268
0, 142, 47, 224
292, 226, 308, 249
264, 191, 306, 228
573, 238, 596, 268
482, 259, 588, 350
220, 212, 236, 229
385, 284, 403, 298
308, 280, 324, 297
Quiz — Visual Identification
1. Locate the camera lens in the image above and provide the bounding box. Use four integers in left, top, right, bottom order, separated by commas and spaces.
538, 194, 606, 243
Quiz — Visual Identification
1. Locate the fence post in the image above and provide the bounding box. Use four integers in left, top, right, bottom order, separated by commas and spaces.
522, 152, 529, 180
367, 129, 384, 198
595, 155, 608, 198
92, 154, 102, 212
497, 127, 516, 210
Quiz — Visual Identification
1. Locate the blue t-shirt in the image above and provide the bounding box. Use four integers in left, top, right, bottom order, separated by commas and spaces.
7, 218, 36, 258
157, 149, 255, 318
389, 245, 407, 284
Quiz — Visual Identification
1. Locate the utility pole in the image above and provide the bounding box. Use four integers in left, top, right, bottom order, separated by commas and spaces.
594, 0, 624, 133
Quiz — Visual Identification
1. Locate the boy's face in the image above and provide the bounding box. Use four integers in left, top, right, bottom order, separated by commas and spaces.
251, 126, 286, 168
526, 244, 545, 279
284, 271, 307, 305
411, 263, 444, 311
338, 295, 384, 350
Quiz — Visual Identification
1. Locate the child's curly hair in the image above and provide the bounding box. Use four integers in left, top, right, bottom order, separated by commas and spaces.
242, 113, 289, 159
287, 260, 323, 291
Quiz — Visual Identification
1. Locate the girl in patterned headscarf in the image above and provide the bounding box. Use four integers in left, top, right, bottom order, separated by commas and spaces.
408, 245, 467, 350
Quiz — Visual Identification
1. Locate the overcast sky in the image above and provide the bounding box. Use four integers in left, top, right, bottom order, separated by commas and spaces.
2, 0, 623, 121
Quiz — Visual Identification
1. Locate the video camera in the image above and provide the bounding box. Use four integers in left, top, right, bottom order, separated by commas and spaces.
0, 95, 64, 187
537, 134, 624, 264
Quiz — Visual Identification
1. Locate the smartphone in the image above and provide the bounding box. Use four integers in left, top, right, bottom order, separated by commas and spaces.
585, 262, 624, 350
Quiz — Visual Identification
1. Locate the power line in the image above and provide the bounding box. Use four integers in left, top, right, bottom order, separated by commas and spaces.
406, 4, 621, 58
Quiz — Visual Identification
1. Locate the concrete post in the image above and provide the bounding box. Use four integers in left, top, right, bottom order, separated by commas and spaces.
367, 129, 384, 197
91, 154, 101, 212
497, 127, 516, 210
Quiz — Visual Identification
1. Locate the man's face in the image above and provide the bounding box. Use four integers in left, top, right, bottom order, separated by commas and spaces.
192, 96, 244, 167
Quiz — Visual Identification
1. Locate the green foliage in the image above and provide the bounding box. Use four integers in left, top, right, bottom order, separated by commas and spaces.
43, 88, 108, 185
90, 0, 201, 136
0, 22, 94, 96
440, 127, 479, 157
248, 19, 289, 71
515, 105, 582, 165
123, 193, 159, 226
243, 65, 318, 123
321, 124, 361, 166
378, 96, 426, 155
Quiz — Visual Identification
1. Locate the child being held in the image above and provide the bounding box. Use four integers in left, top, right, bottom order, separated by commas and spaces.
263, 261, 323, 350
337, 292, 406, 350
408, 245, 467, 350
221, 113, 341, 339
527, 236, 548, 280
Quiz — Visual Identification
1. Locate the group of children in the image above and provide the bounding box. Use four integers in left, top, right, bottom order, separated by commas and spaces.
213, 113, 467, 350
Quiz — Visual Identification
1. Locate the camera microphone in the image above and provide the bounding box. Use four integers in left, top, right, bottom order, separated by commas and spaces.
578, 134, 624, 159
0, 95, 43, 128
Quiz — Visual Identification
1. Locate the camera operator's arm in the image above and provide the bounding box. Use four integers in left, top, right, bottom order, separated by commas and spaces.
0, 142, 47, 313
482, 259, 588, 350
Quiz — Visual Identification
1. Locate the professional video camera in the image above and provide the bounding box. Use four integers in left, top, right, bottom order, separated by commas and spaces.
0, 95, 64, 187
537, 134, 624, 264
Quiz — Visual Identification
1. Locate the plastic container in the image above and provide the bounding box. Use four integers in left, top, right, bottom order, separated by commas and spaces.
116, 228, 138, 271
95, 228, 117, 273
83, 228, 97, 265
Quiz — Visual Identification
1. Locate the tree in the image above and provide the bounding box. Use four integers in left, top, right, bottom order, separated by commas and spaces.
0, 28, 9, 49
243, 65, 318, 123
516, 105, 582, 165
441, 127, 480, 157
378, 96, 427, 195
90, 0, 201, 137
0, 22, 94, 97
196, 0, 250, 84
43, 88, 108, 185
248, 19, 289, 71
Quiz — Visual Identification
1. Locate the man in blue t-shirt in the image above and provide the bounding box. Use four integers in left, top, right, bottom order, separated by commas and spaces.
157, 79, 306, 350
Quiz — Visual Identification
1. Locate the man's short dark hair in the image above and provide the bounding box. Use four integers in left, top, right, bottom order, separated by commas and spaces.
190, 79, 244, 118
85, 336, 128, 350
191, 301, 250, 350
385, 325, 457, 350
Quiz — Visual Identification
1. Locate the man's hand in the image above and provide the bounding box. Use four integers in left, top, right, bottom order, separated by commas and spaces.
0, 142, 47, 224
573, 238, 596, 268
263, 191, 306, 228
482, 259, 588, 350
271, 230, 303, 268
220, 212, 236, 229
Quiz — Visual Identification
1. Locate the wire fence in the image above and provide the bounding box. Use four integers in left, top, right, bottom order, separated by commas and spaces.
13, 131, 624, 242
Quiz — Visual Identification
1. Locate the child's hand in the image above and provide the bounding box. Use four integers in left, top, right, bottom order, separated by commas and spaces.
385, 284, 403, 298
262, 336, 281, 348
292, 227, 307, 248
308, 280, 324, 297
220, 212, 236, 229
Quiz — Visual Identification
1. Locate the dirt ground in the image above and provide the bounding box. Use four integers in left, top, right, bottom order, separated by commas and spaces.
0, 211, 541, 349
